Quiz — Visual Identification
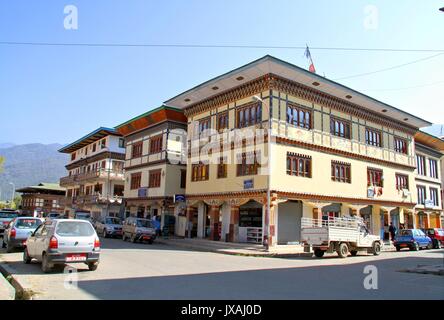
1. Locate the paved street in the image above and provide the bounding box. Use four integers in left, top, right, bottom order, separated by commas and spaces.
1, 238, 443, 300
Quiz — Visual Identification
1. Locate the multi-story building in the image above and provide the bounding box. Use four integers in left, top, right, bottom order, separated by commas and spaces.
17, 183, 66, 216
115, 105, 188, 235
59, 127, 126, 219
164, 55, 431, 246
413, 131, 444, 229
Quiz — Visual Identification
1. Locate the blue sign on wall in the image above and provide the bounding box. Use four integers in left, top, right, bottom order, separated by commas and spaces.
138, 187, 148, 198
174, 194, 186, 203
244, 179, 254, 190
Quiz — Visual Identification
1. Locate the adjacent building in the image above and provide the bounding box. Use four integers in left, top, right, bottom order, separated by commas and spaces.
17, 183, 66, 216
164, 55, 432, 246
59, 127, 126, 219
413, 131, 444, 229
115, 106, 188, 235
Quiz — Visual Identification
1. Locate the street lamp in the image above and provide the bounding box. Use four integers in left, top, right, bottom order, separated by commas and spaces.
9, 182, 15, 208
252, 95, 271, 251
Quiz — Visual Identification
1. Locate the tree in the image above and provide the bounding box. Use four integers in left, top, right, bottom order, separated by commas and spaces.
12, 195, 22, 210
0, 156, 4, 173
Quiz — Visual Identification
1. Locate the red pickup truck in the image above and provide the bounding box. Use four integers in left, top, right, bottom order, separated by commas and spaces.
423, 228, 444, 249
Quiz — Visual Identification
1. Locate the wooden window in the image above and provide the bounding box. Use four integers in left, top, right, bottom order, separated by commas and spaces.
430, 187, 439, 207
101, 160, 106, 169
365, 128, 382, 147
395, 174, 409, 190
416, 155, 426, 176
150, 135, 163, 154
118, 138, 125, 148
394, 137, 407, 154
101, 139, 107, 149
236, 102, 262, 128
217, 157, 227, 179
217, 112, 229, 131
286, 104, 312, 129
417, 185, 426, 205
148, 170, 161, 188
92, 143, 97, 153
191, 163, 209, 181
286, 153, 312, 178
330, 117, 351, 139
131, 141, 143, 158
71, 153, 76, 161
130, 173, 142, 190
367, 168, 383, 187
113, 185, 124, 197
429, 159, 438, 179
331, 161, 351, 183
199, 118, 211, 135
237, 152, 260, 176
180, 169, 186, 188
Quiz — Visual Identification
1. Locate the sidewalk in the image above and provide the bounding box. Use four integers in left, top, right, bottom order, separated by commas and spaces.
157, 237, 312, 257
0, 264, 16, 300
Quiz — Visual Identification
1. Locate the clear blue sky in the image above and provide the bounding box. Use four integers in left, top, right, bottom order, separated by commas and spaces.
1, 0, 443, 145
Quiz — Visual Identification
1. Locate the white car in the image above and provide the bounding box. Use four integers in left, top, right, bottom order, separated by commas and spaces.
24, 219, 101, 273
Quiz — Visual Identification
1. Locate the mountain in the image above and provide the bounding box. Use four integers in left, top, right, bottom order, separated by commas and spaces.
0, 143, 15, 149
0, 143, 68, 201
422, 124, 444, 138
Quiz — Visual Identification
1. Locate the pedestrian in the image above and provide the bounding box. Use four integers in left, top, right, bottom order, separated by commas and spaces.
389, 222, 397, 241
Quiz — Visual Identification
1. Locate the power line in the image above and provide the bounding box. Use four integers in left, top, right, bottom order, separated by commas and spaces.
332, 53, 444, 81
1, 41, 444, 53
366, 79, 444, 92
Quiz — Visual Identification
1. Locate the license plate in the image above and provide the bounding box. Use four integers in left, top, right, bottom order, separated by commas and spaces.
142, 236, 151, 240
66, 254, 87, 262
400, 244, 407, 247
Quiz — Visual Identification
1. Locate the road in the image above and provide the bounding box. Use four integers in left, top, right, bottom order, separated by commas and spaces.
0, 237, 443, 300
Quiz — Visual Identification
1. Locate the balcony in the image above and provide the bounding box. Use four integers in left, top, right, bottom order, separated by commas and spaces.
72, 194, 123, 206
60, 169, 124, 187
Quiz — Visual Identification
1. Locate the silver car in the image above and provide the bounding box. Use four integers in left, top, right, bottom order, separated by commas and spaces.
2, 217, 44, 252
24, 219, 100, 273
0, 210, 19, 237
122, 217, 156, 244
95, 216, 123, 238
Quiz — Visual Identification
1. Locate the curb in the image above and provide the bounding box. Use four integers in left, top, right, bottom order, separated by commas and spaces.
0, 263, 17, 300
0, 260, 34, 300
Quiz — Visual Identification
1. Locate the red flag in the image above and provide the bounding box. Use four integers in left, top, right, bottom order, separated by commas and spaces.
304, 45, 316, 73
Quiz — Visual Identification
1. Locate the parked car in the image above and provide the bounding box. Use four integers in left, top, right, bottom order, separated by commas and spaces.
2, 217, 44, 252
122, 217, 156, 244
394, 229, 432, 251
0, 210, 19, 238
24, 219, 100, 273
74, 212, 93, 222
423, 228, 444, 249
45, 212, 63, 220
95, 216, 123, 238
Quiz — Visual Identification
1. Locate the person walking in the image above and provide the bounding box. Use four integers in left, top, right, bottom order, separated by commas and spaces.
389, 222, 397, 242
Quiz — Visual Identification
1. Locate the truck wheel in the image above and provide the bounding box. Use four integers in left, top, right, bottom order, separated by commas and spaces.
314, 249, 325, 258
337, 243, 349, 258
350, 250, 358, 256
372, 242, 381, 256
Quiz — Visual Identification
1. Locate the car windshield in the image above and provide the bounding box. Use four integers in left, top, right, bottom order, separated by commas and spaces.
15, 219, 42, 229
0, 212, 18, 219
75, 214, 90, 220
56, 221, 95, 237
136, 220, 153, 228
398, 230, 412, 236
105, 218, 121, 225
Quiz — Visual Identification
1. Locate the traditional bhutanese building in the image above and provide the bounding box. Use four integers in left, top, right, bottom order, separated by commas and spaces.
115, 105, 188, 235
164, 55, 432, 246
413, 131, 444, 229
58, 127, 126, 219
17, 183, 66, 217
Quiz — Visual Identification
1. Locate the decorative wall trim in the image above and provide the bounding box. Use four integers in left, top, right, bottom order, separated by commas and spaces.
66, 152, 125, 170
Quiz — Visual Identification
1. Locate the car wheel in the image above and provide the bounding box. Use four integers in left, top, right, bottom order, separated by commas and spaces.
350, 250, 358, 256
314, 249, 324, 258
102, 229, 107, 238
41, 253, 52, 273
372, 242, 381, 256
427, 242, 433, 250
396, 246, 401, 252
87, 262, 98, 271
23, 248, 32, 264
411, 242, 419, 251
337, 243, 349, 258
436, 241, 442, 249
148, 239, 154, 245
